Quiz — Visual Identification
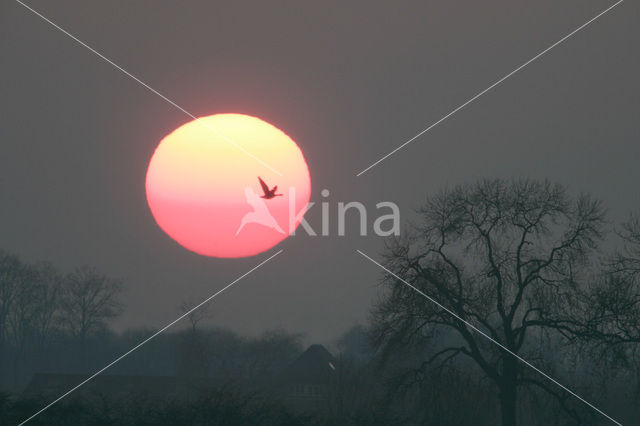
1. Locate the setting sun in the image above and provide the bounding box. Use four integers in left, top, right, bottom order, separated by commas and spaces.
145, 114, 311, 258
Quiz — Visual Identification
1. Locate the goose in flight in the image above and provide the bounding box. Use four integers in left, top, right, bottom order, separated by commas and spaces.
258, 177, 282, 199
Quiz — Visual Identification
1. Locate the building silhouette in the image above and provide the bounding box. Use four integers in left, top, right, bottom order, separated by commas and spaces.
279, 344, 338, 412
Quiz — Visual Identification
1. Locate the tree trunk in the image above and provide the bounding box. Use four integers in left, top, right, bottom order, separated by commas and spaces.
500, 384, 517, 426
500, 357, 518, 426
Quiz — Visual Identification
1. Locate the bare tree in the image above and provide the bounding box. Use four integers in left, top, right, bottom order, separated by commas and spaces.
0, 251, 25, 351
0, 253, 64, 352
570, 214, 640, 352
59, 265, 123, 344
30, 262, 63, 346
6, 263, 38, 353
180, 298, 214, 333
371, 179, 605, 425
176, 299, 216, 377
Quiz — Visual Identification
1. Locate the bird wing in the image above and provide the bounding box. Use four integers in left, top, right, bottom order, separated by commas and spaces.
258, 177, 270, 195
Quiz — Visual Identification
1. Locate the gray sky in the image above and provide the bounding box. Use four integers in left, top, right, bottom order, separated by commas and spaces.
1, 0, 638, 346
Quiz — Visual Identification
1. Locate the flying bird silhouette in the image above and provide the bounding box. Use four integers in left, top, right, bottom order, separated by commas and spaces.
258, 177, 282, 199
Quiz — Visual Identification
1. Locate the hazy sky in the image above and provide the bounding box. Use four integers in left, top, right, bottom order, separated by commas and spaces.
1, 0, 638, 346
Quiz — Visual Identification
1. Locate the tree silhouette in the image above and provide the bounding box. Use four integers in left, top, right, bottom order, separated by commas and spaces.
59, 265, 123, 344
0, 251, 24, 351
564, 214, 640, 363
371, 178, 605, 425
29, 262, 63, 347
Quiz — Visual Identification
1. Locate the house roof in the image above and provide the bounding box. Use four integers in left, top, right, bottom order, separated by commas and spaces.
280, 344, 337, 384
